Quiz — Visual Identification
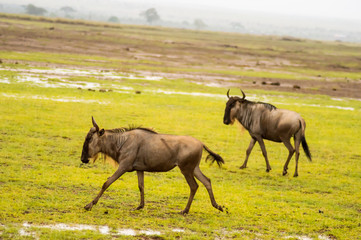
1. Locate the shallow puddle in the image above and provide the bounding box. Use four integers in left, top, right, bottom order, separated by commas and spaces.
1, 67, 163, 92
16, 74, 101, 89
20, 222, 168, 237
149, 89, 226, 98
2, 93, 110, 104
11, 222, 331, 239
0, 78, 10, 84
294, 103, 354, 111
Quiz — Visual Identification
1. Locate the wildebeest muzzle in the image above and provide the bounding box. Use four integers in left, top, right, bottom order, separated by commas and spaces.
223, 112, 231, 125
81, 137, 91, 164
81, 150, 90, 164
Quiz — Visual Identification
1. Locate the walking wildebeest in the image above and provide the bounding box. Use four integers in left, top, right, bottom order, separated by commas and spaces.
81, 117, 224, 214
223, 89, 311, 177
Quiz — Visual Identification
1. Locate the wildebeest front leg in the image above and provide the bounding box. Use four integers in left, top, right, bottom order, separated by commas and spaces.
84, 168, 126, 211
136, 171, 145, 210
240, 138, 256, 169
257, 138, 272, 172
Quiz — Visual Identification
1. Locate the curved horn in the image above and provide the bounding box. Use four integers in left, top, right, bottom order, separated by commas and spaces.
240, 89, 246, 100
92, 116, 99, 132
226, 89, 230, 99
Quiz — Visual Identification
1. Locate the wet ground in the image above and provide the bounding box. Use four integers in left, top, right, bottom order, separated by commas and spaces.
2, 66, 357, 111
14, 222, 333, 240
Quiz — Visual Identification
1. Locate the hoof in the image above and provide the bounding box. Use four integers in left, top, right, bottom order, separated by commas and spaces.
222, 205, 229, 214
239, 165, 247, 169
213, 204, 224, 212
180, 209, 189, 215
135, 205, 144, 210
293, 173, 298, 177
84, 203, 93, 211
283, 171, 287, 176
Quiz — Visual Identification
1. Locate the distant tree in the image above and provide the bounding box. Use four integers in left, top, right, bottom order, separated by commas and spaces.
59, 6, 76, 18
108, 16, 119, 23
60, 6, 76, 14
193, 19, 206, 30
24, 4, 47, 16
140, 8, 160, 24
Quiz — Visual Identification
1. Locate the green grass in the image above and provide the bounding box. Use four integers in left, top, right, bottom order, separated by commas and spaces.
0, 14, 361, 239
1, 62, 361, 239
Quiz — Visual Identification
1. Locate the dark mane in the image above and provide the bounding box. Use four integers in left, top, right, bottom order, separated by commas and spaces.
258, 102, 277, 111
243, 99, 277, 111
107, 126, 157, 134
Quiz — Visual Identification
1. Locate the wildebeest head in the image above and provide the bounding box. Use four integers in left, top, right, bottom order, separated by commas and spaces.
81, 117, 105, 163
223, 89, 246, 125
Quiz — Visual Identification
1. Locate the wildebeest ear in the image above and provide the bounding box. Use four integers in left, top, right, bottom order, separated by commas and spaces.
99, 129, 105, 136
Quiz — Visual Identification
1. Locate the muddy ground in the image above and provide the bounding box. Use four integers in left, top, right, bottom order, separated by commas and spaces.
1, 14, 360, 99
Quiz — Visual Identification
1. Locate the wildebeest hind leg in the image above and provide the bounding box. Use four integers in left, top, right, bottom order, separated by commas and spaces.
84, 168, 126, 211
136, 171, 145, 210
194, 166, 223, 212
293, 135, 301, 177
281, 138, 295, 176
180, 170, 198, 214
240, 138, 256, 169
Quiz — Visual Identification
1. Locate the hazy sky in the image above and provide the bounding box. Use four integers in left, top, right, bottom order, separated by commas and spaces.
4, 0, 361, 21
177, 0, 361, 21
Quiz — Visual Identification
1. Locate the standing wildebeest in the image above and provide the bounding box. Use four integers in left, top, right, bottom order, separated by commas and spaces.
81, 117, 224, 214
223, 89, 311, 177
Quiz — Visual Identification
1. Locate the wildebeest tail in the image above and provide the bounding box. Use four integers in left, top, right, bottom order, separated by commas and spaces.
301, 136, 312, 161
203, 145, 224, 167
300, 118, 312, 161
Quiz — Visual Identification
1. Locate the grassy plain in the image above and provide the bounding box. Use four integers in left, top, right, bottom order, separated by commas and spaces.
0, 13, 361, 239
